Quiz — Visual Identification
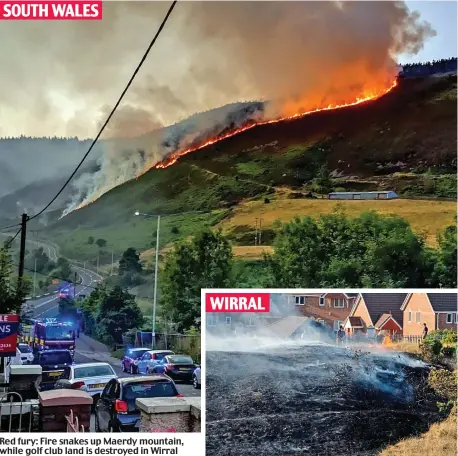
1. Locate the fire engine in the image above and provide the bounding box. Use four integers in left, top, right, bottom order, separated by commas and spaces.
19, 318, 76, 357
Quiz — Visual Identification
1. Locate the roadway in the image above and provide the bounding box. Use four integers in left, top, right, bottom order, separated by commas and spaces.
25, 247, 200, 398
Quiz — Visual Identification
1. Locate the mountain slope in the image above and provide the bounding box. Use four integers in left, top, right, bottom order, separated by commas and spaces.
40, 74, 456, 258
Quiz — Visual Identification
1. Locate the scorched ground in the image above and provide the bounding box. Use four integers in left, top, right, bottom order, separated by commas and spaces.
206, 344, 441, 456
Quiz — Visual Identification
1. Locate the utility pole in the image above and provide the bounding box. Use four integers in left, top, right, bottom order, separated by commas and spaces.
18, 213, 29, 286
152, 215, 160, 348
33, 258, 37, 297
254, 218, 258, 246
258, 218, 263, 245
96, 256, 99, 275
73, 272, 77, 298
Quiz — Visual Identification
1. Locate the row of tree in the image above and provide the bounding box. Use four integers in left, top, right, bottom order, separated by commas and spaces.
158, 211, 456, 331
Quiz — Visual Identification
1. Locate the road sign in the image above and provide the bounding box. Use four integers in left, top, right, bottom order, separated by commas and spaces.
0, 314, 19, 357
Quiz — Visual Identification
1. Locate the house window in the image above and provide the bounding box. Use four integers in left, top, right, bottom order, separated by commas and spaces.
207, 315, 216, 327
446, 313, 453, 324
319, 296, 325, 307
416, 312, 421, 323
295, 296, 305, 305
226, 317, 232, 325
248, 317, 255, 327
333, 321, 341, 332
455, 314, 458, 323
408, 311, 412, 323
332, 298, 345, 308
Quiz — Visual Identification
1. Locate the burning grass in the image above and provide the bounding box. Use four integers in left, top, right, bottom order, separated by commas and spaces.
206, 343, 441, 456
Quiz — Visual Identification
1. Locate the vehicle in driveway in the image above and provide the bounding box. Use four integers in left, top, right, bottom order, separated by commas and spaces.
18, 343, 34, 364
150, 355, 197, 383
35, 349, 73, 391
95, 376, 182, 432
121, 348, 151, 374
136, 350, 175, 375
192, 367, 201, 389
55, 362, 117, 403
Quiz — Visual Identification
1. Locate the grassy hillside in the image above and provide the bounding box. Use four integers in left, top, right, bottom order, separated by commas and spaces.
38, 74, 456, 261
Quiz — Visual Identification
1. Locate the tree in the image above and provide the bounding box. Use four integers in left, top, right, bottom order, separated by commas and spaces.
0, 246, 30, 314
265, 211, 437, 288
312, 165, 333, 194
56, 257, 72, 280
58, 296, 77, 319
88, 236, 94, 245
434, 224, 457, 288
118, 248, 143, 287
160, 230, 232, 331
96, 239, 107, 248
96, 286, 144, 347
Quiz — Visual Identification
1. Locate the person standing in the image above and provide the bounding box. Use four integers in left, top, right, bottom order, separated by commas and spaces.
422, 323, 429, 339
336, 325, 345, 346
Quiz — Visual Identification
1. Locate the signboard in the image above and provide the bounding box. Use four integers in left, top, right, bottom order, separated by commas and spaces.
0, 314, 19, 357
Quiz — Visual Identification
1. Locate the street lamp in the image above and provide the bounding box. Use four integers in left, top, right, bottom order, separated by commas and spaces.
134, 209, 206, 348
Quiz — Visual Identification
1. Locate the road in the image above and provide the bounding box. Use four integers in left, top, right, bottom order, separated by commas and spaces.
25, 243, 200, 398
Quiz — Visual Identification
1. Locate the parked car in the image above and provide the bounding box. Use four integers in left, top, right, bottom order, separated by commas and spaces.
95, 376, 182, 432
150, 355, 197, 383
136, 350, 175, 375
55, 362, 117, 404
35, 349, 73, 391
17, 343, 34, 364
192, 367, 201, 389
121, 348, 151, 374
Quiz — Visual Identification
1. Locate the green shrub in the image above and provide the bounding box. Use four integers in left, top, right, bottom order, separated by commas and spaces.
441, 345, 456, 358
420, 338, 442, 363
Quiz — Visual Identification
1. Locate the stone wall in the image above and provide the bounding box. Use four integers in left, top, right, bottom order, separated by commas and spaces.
136, 397, 201, 433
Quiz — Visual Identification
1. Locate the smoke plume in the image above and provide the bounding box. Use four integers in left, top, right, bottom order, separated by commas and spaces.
0, 1, 436, 213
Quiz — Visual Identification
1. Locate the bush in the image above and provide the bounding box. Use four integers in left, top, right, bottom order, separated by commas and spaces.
264, 198, 270, 204
441, 345, 457, 358
171, 226, 179, 235
428, 368, 458, 402
420, 338, 442, 363
426, 329, 457, 345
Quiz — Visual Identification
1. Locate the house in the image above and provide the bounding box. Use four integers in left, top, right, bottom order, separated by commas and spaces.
344, 293, 407, 335
401, 293, 458, 336
289, 293, 357, 331
328, 191, 398, 200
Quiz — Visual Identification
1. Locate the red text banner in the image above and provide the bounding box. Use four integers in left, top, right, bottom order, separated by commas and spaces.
0, 314, 19, 357
0, 1, 102, 20
205, 293, 270, 313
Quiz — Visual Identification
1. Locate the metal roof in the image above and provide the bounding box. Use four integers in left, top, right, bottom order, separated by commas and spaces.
328, 191, 395, 195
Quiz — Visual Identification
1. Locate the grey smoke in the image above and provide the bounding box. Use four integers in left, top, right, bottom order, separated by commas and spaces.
0, 1, 436, 214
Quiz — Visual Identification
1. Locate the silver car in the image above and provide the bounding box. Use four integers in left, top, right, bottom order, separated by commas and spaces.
193, 367, 201, 389
55, 362, 117, 399
136, 350, 175, 375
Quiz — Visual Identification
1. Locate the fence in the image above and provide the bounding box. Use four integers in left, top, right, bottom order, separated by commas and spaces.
392, 334, 423, 343
0, 391, 36, 432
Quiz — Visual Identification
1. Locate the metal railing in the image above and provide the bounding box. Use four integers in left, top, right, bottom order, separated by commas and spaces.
66, 409, 85, 432
0, 391, 36, 432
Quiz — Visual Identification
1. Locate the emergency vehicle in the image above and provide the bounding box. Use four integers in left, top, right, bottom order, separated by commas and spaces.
19, 318, 76, 357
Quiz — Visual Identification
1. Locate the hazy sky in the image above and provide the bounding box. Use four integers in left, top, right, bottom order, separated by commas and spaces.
402, 1, 457, 62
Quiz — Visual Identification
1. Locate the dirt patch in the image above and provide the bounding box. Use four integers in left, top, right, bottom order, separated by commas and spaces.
206, 345, 441, 456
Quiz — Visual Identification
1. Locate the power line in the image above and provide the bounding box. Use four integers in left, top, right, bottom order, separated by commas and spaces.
2, 227, 22, 249
0, 222, 21, 231
29, 0, 178, 222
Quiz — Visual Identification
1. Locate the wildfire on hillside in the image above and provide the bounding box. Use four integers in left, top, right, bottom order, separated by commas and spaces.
71, 78, 398, 214
152, 79, 398, 170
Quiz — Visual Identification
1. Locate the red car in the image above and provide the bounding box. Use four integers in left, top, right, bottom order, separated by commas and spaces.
121, 348, 151, 374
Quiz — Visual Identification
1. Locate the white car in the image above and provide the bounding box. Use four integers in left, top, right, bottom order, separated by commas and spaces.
193, 367, 201, 389
17, 343, 34, 364
55, 362, 117, 399
136, 350, 175, 375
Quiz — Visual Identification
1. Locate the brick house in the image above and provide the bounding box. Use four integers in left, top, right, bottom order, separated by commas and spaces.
344, 293, 407, 335
288, 293, 357, 331
401, 293, 458, 336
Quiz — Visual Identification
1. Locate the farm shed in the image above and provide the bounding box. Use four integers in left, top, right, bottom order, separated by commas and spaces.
328, 191, 398, 200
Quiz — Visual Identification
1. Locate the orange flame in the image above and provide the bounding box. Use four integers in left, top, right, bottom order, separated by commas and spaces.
71, 79, 398, 213
154, 79, 398, 169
